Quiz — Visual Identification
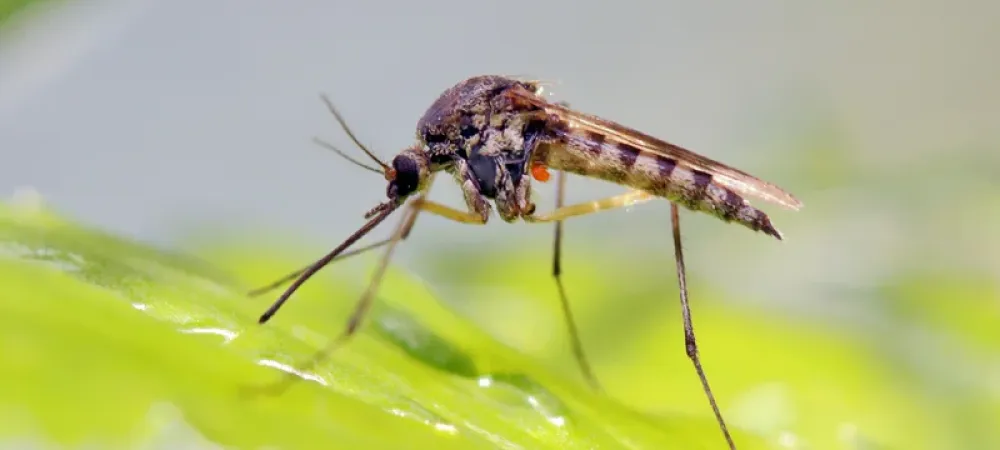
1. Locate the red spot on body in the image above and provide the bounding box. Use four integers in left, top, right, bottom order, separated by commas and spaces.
531, 163, 551, 182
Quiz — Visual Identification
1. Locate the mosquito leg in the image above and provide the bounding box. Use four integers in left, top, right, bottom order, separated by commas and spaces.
412, 158, 493, 225
524, 189, 656, 223
327, 194, 490, 343
247, 200, 416, 396
335, 194, 491, 341
522, 185, 654, 389
549, 170, 602, 391
330, 201, 416, 342
526, 191, 736, 446
280, 195, 485, 371
248, 240, 394, 298
275, 171, 490, 371
247, 204, 424, 298
670, 203, 736, 450
412, 198, 490, 223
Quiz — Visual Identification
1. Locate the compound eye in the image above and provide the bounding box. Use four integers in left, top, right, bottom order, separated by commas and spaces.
390, 155, 420, 197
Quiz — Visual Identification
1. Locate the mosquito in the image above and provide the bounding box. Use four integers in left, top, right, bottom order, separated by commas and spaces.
248, 75, 803, 450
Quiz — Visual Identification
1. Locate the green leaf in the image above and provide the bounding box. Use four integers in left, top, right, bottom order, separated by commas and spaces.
4, 193, 995, 449
0, 0, 54, 27
0, 200, 763, 449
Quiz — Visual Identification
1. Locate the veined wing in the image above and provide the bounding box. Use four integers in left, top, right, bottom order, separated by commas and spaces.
509, 87, 804, 211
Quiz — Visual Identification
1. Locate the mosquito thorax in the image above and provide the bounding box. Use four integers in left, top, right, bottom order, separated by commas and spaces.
416, 75, 539, 157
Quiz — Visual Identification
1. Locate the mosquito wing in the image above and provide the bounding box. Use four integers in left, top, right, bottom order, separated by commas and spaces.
509, 87, 804, 211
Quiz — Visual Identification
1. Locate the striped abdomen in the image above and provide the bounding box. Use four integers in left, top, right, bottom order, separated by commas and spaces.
535, 128, 782, 239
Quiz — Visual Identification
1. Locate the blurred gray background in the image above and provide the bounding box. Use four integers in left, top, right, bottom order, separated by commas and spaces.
2, 0, 998, 316
1, 1, 994, 231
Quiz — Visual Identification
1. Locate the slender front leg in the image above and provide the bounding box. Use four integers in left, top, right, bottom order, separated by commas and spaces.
247, 208, 423, 298
549, 170, 602, 391
299, 188, 490, 368
255, 193, 488, 300
298, 167, 490, 350
252, 177, 493, 395
249, 161, 491, 298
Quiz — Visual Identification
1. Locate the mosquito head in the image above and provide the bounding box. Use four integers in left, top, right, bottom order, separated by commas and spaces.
355, 147, 428, 220
384, 146, 430, 202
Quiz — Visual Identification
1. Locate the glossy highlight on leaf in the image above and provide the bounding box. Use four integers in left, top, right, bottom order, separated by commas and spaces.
0, 200, 754, 449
